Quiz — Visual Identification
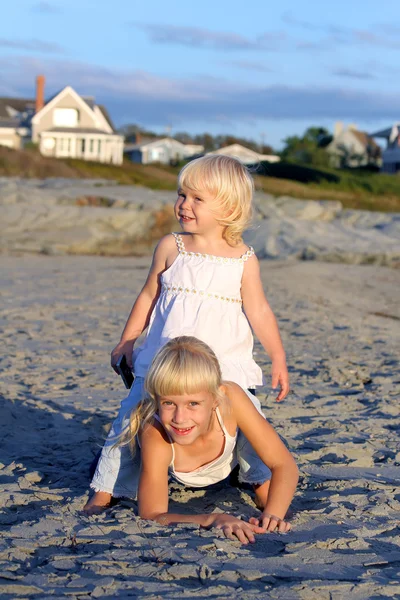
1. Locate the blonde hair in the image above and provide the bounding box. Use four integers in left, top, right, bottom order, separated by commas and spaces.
178, 154, 254, 246
119, 336, 225, 453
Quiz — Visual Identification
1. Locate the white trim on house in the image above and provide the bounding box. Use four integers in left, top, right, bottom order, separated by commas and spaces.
93, 105, 113, 134
39, 129, 124, 164
31, 86, 97, 125
40, 130, 120, 138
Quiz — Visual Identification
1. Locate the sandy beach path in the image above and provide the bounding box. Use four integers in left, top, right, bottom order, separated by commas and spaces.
1, 256, 399, 599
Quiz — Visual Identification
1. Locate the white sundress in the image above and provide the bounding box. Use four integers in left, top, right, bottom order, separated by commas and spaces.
133, 233, 263, 389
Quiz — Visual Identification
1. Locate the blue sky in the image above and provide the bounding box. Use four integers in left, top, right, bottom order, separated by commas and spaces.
1, 0, 399, 148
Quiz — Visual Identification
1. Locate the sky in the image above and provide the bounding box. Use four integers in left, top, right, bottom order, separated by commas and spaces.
1, 0, 400, 149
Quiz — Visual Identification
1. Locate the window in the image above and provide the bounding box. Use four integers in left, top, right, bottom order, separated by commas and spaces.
89, 139, 94, 152
53, 108, 78, 127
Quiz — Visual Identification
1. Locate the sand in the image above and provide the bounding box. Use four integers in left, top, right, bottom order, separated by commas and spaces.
1, 254, 399, 599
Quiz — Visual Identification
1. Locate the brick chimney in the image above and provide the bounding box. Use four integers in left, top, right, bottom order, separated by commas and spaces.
35, 75, 45, 113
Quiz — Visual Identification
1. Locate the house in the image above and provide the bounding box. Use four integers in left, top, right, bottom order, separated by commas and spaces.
326, 122, 381, 168
0, 76, 123, 164
0, 97, 34, 149
370, 123, 400, 174
32, 76, 124, 164
124, 136, 204, 165
207, 144, 280, 165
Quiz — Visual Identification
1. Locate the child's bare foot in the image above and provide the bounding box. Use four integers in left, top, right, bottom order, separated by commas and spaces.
83, 491, 113, 515
253, 480, 271, 510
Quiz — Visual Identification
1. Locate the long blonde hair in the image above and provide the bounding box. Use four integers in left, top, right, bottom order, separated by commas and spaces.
119, 336, 225, 453
178, 154, 254, 246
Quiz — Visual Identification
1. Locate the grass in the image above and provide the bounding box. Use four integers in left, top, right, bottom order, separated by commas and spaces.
254, 174, 400, 212
1, 146, 399, 212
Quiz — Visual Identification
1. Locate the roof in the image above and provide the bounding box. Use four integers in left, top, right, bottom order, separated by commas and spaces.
371, 123, 400, 139
82, 96, 95, 110
350, 129, 380, 150
97, 104, 115, 131
125, 137, 185, 151
208, 143, 263, 164
0, 97, 35, 119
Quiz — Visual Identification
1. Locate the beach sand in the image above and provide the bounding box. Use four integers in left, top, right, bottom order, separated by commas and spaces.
1, 255, 399, 599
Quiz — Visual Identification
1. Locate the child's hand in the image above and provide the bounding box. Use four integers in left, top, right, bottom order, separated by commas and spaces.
249, 511, 291, 534
271, 359, 289, 402
212, 513, 265, 544
111, 339, 135, 374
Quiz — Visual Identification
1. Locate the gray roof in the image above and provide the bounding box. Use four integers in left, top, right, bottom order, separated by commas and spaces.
0, 97, 35, 119
97, 104, 115, 131
82, 96, 95, 110
370, 126, 397, 139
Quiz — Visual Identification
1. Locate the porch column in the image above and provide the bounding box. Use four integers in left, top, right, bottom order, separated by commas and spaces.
84, 137, 90, 161
70, 137, 77, 158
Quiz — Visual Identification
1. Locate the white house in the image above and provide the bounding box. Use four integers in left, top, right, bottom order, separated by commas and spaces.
31, 76, 124, 164
125, 137, 204, 164
370, 123, 400, 174
327, 122, 381, 168
207, 144, 280, 165
0, 97, 33, 149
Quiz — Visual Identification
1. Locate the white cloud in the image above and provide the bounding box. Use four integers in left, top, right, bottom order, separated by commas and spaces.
0, 38, 64, 54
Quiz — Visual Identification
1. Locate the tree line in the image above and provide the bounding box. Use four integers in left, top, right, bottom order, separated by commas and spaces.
118, 123, 334, 165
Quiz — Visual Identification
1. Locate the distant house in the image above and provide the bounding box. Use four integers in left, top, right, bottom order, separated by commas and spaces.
207, 144, 280, 165
124, 136, 204, 165
327, 122, 381, 168
370, 123, 400, 174
32, 76, 124, 164
0, 97, 33, 149
0, 76, 123, 164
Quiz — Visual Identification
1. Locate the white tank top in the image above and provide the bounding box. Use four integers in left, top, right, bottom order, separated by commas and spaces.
133, 233, 264, 388
154, 408, 238, 487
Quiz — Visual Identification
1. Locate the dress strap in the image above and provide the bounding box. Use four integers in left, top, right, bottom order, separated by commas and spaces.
214, 407, 228, 438
240, 246, 255, 262
172, 232, 185, 253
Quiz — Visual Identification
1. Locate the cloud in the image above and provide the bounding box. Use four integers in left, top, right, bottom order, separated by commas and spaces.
225, 60, 274, 73
2, 55, 399, 128
0, 38, 64, 54
331, 68, 375, 80
31, 2, 60, 13
134, 23, 285, 51
282, 12, 400, 50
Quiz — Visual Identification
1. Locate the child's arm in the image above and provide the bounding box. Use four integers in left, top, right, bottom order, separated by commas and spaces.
227, 383, 299, 526
111, 235, 177, 371
241, 254, 289, 401
138, 423, 265, 544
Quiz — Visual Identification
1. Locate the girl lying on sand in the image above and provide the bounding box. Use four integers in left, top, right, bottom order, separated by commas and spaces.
113, 336, 298, 544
